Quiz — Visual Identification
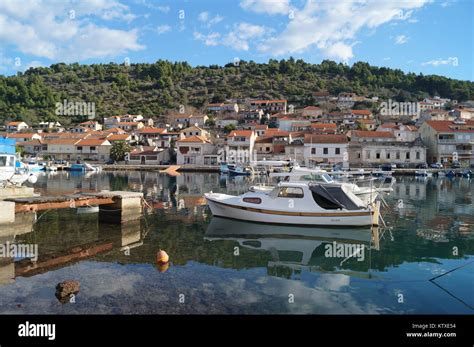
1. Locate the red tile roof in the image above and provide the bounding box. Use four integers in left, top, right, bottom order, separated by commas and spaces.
351, 109, 372, 115
177, 135, 210, 143
352, 130, 395, 138
304, 134, 348, 144
228, 130, 254, 138
425, 120, 474, 132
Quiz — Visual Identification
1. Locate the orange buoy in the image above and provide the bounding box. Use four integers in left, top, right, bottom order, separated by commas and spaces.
157, 262, 170, 273
156, 250, 169, 264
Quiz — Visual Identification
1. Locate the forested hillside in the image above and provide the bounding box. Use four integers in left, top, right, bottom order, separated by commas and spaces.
1, 58, 473, 125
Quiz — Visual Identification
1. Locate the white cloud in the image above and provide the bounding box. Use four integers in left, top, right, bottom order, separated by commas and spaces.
194, 32, 221, 46
156, 25, 171, 35
195, 22, 270, 51
422, 57, 459, 67
323, 42, 354, 63
395, 35, 408, 44
258, 0, 430, 62
198, 11, 209, 22
198, 11, 223, 27
0, 0, 144, 62
240, 0, 291, 15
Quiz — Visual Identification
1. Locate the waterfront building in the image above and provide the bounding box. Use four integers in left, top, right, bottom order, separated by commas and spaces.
304, 134, 349, 167
348, 137, 426, 168
419, 119, 474, 165
176, 135, 218, 165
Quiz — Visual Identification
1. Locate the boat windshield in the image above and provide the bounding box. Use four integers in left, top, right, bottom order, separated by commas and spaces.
300, 173, 334, 183
0, 155, 14, 167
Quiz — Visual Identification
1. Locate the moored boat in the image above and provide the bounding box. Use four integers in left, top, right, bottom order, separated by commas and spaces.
205, 182, 379, 227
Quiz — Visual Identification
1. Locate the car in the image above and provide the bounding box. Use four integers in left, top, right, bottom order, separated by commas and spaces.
451, 161, 461, 169
416, 163, 428, 169
430, 163, 443, 169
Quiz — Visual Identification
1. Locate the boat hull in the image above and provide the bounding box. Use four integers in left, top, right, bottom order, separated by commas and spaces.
205, 194, 374, 227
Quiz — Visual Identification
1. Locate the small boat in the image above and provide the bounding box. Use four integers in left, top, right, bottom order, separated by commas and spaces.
205, 182, 379, 227
228, 164, 252, 176
446, 170, 456, 178
45, 164, 58, 172
0, 154, 37, 186
24, 160, 44, 172
461, 169, 472, 178
69, 163, 86, 171
415, 169, 432, 177
219, 162, 235, 174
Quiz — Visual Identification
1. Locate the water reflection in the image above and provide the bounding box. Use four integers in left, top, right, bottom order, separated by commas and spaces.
0, 172, 472, 313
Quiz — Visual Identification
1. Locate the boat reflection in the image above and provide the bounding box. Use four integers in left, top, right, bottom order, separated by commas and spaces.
205, 217, 379, 277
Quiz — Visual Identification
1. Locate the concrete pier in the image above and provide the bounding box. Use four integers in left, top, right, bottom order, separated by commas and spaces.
89, 191, 144, 224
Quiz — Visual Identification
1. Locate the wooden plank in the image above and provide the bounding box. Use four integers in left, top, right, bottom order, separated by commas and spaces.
14, 196, 115, 213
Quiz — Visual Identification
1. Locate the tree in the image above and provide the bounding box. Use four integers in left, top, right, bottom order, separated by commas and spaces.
110, 141, 131, 162
223, 124, 236, 134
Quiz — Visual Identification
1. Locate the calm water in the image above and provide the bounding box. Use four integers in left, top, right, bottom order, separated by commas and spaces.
0, 171, 473, 314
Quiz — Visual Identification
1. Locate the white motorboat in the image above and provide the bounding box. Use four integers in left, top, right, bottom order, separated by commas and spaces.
415, 169, 432, 177
251, 166, 388, 205
0, 153, 37, 186
205, 182, 379, 227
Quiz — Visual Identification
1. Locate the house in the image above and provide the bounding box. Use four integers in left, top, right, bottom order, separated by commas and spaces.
419, 120, 474, 165
16, 139, 47, 156
247, 99, 287, 114
349, 130, 395, 142
6, 133, 42, 142
376, 124, 419, 142
225, 130, 257, 163
180, 126, 209, 139
312, 91, 331, 102
337, 93, 364, 109
71, 126, 89, 134
189, 114, 209, 128
278, 116, 309, 132
355, 119, 376, 131
302, 106, 323, 120
75, 138, 111, 162
310, 123, 337, 134
106, 133, 133, 144
304, 134, 349, 167
104, 116, 122, 129
349, 138, 426, 168
207, 103, 239, 113
450, 106, 474, 120
79, 121, 102, 131
254, 130, 290, 159
6, 121, 29, 132
45, 138, 80, 160
116, 122, 144, 131
285, 143, 305, 163
176, 135, 218, 165
416, 109, 454, 126
39, 121, 62, 131
137, 127, 167, 142
216, 116, 239, 129
242, 110, 264, 124
126, 147, 169, 165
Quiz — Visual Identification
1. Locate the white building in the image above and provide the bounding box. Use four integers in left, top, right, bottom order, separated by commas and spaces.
304, 134, 349, 167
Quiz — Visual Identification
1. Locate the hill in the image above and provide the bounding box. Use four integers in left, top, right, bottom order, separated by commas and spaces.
0, 58, 473, 126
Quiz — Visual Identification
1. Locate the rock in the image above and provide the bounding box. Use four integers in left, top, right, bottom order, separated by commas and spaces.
55, 280, 80, 303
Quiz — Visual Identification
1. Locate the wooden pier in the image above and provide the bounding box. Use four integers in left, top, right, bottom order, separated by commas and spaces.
3, 191, 144, 224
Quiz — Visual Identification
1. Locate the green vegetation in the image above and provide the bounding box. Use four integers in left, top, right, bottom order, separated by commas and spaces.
1, 59, 473, 125
110, 141, 131, 162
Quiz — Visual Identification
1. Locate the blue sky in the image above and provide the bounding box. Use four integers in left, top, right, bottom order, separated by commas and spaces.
0, 0, 472, 81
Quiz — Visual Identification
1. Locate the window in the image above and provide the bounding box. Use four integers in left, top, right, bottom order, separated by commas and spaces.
357, 152, 361, 159
77, 146, 82, 151
311, 148, 316, 154
406, 152, 410, 160
386, 153, 390, 159
90, 146, 96, 151
335, 148, 340, 155
396, 152, 400, 160
416, 152, 420, 160
278, 187, 304, 198
376, 153, 380, 159
323, 148, 328, 155
366, 151, 370, 159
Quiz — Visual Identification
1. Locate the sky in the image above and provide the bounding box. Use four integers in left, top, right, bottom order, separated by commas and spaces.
0, 0, 472, 81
